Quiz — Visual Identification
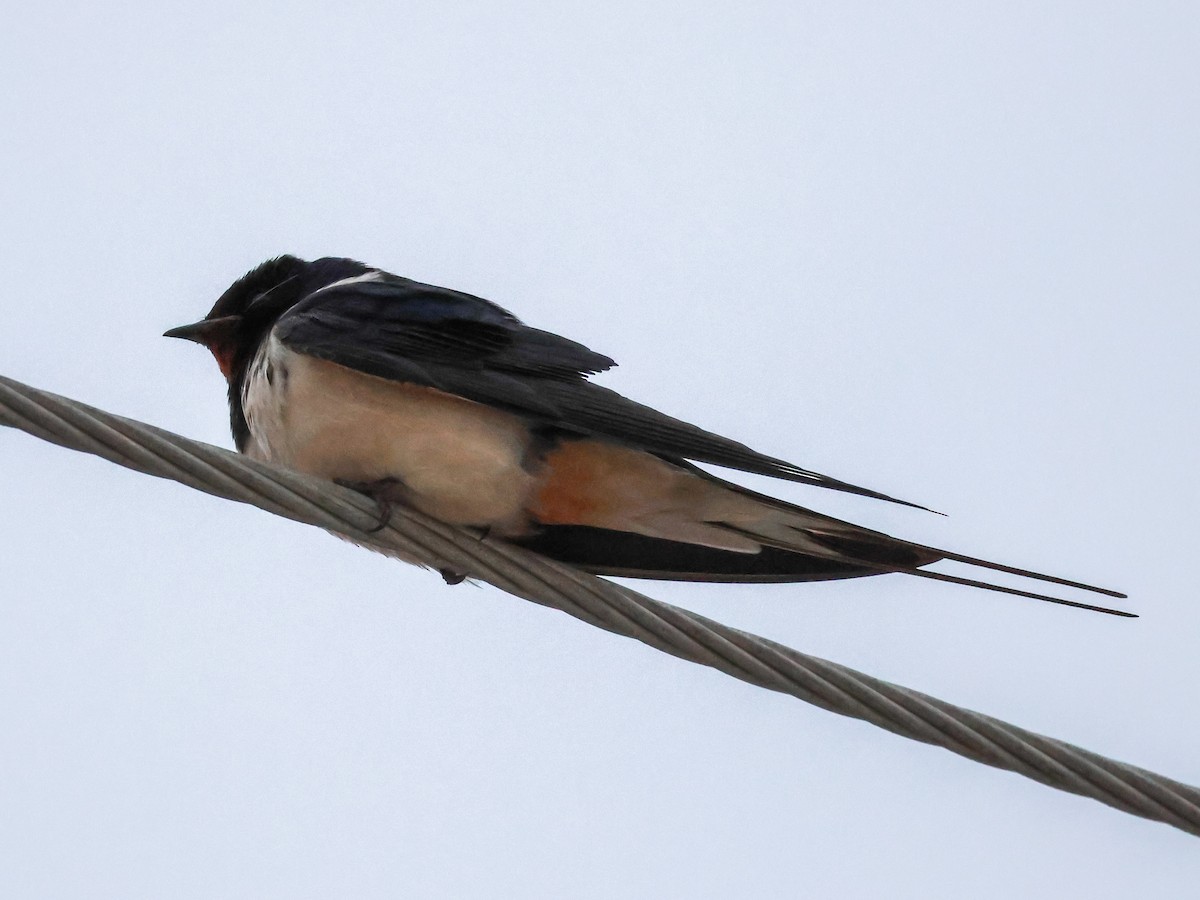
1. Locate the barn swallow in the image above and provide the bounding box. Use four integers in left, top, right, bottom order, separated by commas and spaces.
166, 255, 1131, 616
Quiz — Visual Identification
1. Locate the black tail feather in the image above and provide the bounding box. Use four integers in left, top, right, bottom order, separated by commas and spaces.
802, 532, 1133, 617
917, 546, 1127, 599
515, 525, 880, 583
907, 568, 1135, 617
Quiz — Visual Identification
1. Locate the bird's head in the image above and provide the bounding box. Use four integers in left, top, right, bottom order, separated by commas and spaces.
164, 254, 313, 381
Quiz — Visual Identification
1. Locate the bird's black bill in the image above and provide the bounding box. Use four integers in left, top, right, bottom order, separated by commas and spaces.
164, 315, 242, 343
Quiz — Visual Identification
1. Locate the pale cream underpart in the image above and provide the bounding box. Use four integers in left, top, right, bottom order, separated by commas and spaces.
241, 334, 538, 533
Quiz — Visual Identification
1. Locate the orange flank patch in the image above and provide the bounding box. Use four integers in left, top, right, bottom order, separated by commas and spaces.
530, 440, 671, 528
528, 438, 769, 553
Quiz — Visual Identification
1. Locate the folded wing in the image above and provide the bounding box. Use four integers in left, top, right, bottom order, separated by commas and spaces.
274, 273, 930, 509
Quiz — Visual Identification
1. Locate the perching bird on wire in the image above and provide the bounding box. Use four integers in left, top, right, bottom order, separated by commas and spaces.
165, 255, 1130, 616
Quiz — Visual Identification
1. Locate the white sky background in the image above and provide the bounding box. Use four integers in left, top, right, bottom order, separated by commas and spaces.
2, 2, 1198, 896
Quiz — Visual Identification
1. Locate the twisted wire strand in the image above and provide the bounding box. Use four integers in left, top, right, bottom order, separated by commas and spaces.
2, 373, 1197, 837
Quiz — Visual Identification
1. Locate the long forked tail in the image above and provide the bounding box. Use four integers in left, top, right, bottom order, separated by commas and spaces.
805, 530, 1133, 617
522, 441, 1132, 616
665, 463, 1133, 617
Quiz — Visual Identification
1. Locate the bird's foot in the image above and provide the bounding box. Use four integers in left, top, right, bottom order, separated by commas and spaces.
334, 476, 405, 533
439, 527, 490, 584
439, 568, 468, 585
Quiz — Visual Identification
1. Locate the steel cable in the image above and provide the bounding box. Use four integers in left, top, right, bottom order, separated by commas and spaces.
2, 373, 1197, 836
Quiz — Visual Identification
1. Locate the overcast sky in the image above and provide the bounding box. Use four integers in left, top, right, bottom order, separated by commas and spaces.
2, 2, 1198, 897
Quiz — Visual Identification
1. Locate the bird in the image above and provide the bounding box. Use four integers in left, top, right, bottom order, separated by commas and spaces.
165, 255, 1131, 616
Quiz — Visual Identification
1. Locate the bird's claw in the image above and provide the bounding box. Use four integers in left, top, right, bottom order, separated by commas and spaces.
335, 476, 404, 533
439, 568, 467, 585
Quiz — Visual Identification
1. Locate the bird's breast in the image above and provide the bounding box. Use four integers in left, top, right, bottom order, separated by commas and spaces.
240, 335, 538, 530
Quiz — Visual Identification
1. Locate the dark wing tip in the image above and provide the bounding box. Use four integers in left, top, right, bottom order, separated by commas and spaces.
780, 465, 942, 514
